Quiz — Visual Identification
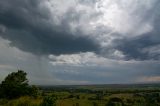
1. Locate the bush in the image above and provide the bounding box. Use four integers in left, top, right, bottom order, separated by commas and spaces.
41, 95, 57, 106
106, 97, 124, 106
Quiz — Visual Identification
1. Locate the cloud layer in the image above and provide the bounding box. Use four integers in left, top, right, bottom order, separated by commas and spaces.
0, 0, 99, 55
0, 0, 160, 84
0, 0, 160, 60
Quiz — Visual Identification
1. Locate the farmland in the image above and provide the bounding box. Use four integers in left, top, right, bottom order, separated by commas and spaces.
41, 84, 160, 106
1, 84, 160, 106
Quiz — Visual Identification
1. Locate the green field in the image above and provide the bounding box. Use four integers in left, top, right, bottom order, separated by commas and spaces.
43, 84, 160, 106
1, 84, 160, 106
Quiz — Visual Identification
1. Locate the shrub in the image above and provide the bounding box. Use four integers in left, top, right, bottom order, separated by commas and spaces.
41, 95, 57, 106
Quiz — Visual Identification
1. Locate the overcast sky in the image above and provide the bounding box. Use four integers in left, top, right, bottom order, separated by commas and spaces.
0, 0, 160, 85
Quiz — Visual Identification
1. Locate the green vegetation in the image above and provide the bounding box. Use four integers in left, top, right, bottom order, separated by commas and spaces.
41, 95, 57, 106
0, 96, 42, 106
0, 70, 160, 106
0, 70, 39, 99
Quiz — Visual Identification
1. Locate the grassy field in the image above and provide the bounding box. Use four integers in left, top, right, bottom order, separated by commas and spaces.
0, 96, 42, 106
0, 84, 160, 106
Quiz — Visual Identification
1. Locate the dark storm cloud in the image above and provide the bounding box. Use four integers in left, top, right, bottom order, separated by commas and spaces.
115, 30, 160, 60
0, 0, 160, 60
113, 2, 160, 60
0, 0, 99, 55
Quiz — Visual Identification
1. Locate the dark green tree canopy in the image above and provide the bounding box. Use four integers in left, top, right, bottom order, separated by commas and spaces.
0, 70, 38, 99
1, 70, 28, 86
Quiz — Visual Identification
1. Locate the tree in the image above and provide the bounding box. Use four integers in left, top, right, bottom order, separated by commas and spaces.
0, 70, 37, 99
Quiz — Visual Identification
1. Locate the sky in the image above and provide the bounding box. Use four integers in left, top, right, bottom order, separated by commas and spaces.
0, 0, 160, 85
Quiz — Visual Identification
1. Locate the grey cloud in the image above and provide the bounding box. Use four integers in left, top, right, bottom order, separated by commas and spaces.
1, 36, 160, 85
114, 25, 160, 60
0, 0, 99, 55
111, 1, 160, 60
1, 0, 160, 85
0, 0, 160, 60
50, 61, 160, 84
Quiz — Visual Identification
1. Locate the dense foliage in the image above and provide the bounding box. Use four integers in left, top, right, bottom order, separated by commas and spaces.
41, 95, 57, 106
0, 70, 38, 99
